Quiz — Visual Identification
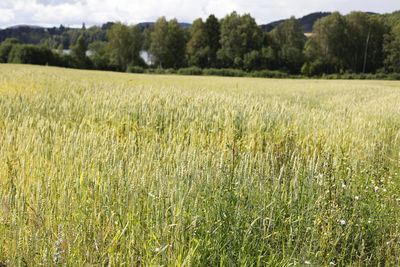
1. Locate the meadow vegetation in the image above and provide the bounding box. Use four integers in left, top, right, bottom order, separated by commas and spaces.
0, 64, 400, 266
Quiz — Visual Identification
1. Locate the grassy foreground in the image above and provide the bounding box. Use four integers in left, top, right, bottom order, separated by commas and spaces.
1, 64, 400, 266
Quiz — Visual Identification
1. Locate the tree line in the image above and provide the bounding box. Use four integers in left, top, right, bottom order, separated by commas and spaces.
1, 10, 400, 78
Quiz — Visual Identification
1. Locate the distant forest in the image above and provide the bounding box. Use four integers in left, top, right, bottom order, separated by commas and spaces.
1, 10, 400, 78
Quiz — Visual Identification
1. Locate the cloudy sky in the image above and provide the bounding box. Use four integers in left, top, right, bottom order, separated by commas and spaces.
0, 0, 399, 28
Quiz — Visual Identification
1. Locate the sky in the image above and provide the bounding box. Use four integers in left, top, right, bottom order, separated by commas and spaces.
0, 0, 399, 28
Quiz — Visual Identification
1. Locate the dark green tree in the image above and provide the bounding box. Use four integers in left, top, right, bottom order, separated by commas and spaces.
0, 38, 19, 63
149, 17, 169, 68
384, 21, 400, 72
269, 17, 305, 73
8, 44, 54, 65
71, 35, 87, 60
57, 43, 63, 54
218, 12, 263, 68
186, 19, 209, 67
304, 12, 348, 74
106, 22, 145, 71
346, 12, 387, 73
186, 15, 222, 68
149, 17, 186, 68
166, 19, 186, 68
204, 14, 221, 67
70, 35, 92, 69
89, 41, 113, 70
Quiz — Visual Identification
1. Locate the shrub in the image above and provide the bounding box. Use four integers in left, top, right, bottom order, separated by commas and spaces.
250, 70, 289, 78
0, 38, 19, 63
388, 73, 400, 80
165, 68, 177, 74
8, 44, 54, 65
177, 67, 203, 75
126, 65, 144, 73
203, 68, 246, 77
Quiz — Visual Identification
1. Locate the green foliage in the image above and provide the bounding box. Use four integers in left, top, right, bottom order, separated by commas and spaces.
177, 66, 203, 75
384, 22, 400, 73
71, 35, 87, 60
243, 50, 263, 71
186, 19, 209, 68
305, 12, 348, 74
250, 69, 289, 78
218, 12, 263, 68
203, 68, 246, 76
204, 15, 221, 67
301, 57, 328, 76
126, 65, 144, 73
70, 35, 92, 69
2, 10, 400, 77
269, 17, 305, 73
7, 44, 54, 65
186, 15, 222, 68
106, 23, 145, 71
0, 38, 19, 63
345, 12, 387, 73
57, 43, 63, 54
303, 12, 388, 75
149, 17, 186, 68
88, 41, 115, 70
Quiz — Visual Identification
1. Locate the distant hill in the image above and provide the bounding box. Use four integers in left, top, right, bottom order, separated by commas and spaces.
261, 12, 331, 33
0, 25, 79, 47
138, 22, 191, 29
0, 21, 191, 47
7, 25, 45, 29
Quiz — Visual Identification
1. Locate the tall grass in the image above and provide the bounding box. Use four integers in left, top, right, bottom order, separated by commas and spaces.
1, 64, 400, 266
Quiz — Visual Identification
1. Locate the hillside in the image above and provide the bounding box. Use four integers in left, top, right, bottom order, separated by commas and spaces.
260, 12, 331, 33
0, 22, 190, 48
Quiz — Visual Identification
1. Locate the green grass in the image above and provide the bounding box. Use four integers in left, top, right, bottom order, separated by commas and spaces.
1, 64, 400, 266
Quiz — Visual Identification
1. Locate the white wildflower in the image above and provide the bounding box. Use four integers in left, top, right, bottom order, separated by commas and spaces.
340, 220, 346, 225
355, 196, 359, 200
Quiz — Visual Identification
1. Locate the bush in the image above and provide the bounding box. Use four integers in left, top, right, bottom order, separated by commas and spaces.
388, 73, 400, 80
153, 68, 166, 74
322, 74, 339, 79
374, 73, 387, 80
126, 65, 144, 73
250, 70, 289, 78
177, 67, 203, 75
165, 68, 177, 74
149, 68, 177, 75
203, 68, 246, 77
8, 44, 54, 65
0, 38, 19, 63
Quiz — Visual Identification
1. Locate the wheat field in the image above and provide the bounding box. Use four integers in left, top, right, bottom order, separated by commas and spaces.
1, 64, 400, 266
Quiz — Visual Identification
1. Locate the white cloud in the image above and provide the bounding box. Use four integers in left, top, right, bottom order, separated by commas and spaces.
0, 0, 398, 28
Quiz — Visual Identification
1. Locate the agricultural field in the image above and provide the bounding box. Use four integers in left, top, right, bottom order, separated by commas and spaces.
1, 64, 400, 266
